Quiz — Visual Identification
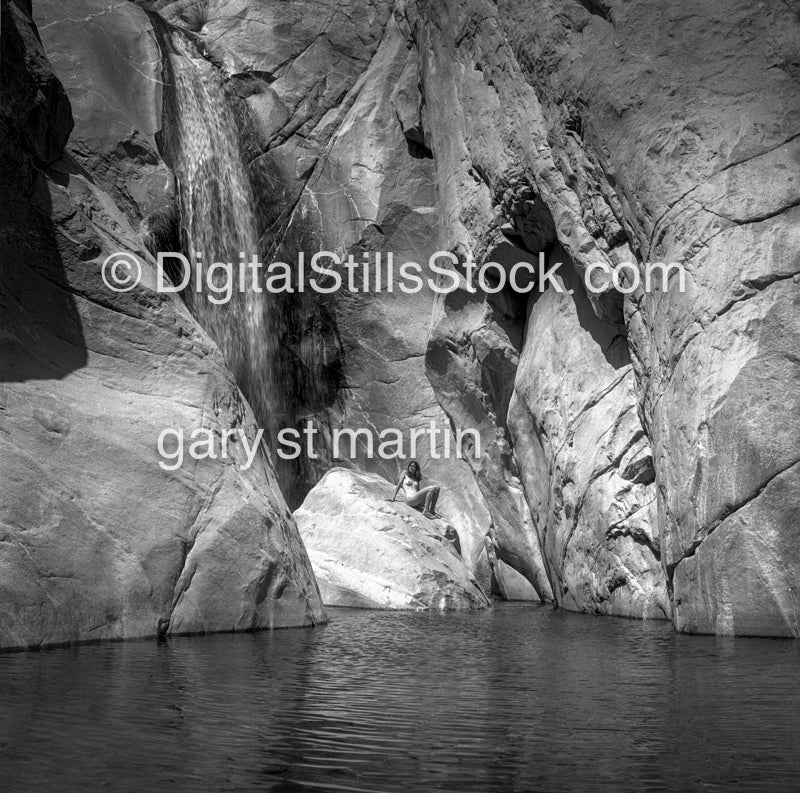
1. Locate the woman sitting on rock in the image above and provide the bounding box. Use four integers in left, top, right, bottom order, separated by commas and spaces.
390, 460, 441, 518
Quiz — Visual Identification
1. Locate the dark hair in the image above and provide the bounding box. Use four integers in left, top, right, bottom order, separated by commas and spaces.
406, 460, 421, 481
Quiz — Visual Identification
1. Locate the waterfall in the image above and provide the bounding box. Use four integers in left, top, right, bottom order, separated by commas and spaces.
166, 32, 281, 445
157, 29, 345, 505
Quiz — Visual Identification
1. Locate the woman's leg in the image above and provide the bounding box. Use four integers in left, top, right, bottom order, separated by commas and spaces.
406, 486, 436, 509
424, 485, 440, 515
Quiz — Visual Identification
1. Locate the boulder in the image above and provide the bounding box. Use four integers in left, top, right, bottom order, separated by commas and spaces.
482, 536, 539, 602
493, 561, 538, 602
294, 469, 490, 610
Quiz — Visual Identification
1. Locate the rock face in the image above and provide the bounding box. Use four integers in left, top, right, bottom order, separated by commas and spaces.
0, 0, 325, 650
146, 0, 799, 634
294, 469, 490, 610
406, 0, 673, 620
488, 0, 800, 635
33, 0, 172, 223
6, 0, 799, 638
425, 259, 556, 605
508, 250, 668, 618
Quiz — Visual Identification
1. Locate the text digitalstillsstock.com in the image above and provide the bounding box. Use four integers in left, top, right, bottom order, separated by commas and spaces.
101, 249, 688, 300
156, 421, 481, 471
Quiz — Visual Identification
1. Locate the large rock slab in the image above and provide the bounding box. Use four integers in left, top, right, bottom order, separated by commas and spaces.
425, 260, 554, 604
508, 251, 668, 618
294, 469, 490, 610
410, 0, 655, 612
279, 9, 494, 570
0, 0, 325, 650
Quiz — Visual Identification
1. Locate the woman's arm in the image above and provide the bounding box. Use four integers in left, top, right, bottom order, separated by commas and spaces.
390, 474, 404, 502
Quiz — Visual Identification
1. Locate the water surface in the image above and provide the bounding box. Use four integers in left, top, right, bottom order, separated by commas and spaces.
2, 604, 799, 792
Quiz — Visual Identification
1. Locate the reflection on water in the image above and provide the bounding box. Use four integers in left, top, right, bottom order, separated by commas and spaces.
2, 604, 799, 792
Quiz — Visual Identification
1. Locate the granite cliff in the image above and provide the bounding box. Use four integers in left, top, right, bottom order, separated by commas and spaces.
2, 0, 798, 642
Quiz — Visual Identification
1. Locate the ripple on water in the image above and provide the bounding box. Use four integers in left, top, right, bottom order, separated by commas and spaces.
2, 604, 800, 792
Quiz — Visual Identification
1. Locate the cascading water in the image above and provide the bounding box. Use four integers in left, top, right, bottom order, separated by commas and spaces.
156, 26, 345, 506
165, 32, 281, 448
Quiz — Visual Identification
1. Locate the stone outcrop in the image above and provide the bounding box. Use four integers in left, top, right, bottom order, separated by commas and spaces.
406, 0, 669, 617
0, 0, 324, 650
294, 469, 490, 610
480, 534, 538, 601
425, 255, 555, 605
501, 0, 800, 636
